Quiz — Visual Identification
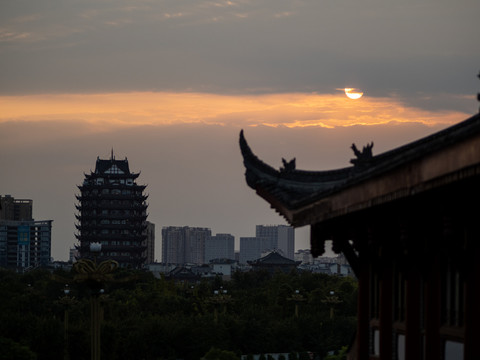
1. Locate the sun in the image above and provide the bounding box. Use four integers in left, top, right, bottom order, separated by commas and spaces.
344, 88, 364, 100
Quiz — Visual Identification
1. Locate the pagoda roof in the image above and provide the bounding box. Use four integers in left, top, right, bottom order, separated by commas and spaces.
248, 250, 301, 266
240, 112, 480, 227
95, 157, 131, 174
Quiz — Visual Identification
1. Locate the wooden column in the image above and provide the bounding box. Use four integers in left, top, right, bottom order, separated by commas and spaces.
379, 261, 393, 359
356, 261, 370, 360
424, 255, 440, 360
405, 269, 421, 360
464, 230, 480, 359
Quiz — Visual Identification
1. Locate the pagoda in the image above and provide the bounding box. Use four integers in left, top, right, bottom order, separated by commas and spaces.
75, 151, 148, 268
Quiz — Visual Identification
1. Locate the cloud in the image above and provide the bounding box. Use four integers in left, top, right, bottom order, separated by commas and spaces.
1, 0, 478, 108
0, 92, 470, 132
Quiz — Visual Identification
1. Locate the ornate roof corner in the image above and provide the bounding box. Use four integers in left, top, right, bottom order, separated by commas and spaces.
239, 111, 480, 228
239, 130, 279, 190
239, 130, 355, 224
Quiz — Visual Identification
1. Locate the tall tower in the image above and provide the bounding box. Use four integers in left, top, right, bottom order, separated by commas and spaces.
75, 152, 148, 268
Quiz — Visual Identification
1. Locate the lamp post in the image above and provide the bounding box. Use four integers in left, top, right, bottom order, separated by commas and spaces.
58, 284, 76, 360
288, 289, 306, 318
73, 243, 118, 360
210, 287, 231, 323
322, 291, 343, 319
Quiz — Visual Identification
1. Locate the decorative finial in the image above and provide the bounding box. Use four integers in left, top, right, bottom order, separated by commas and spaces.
350, 142, 374, 168
280, 158, 296, 172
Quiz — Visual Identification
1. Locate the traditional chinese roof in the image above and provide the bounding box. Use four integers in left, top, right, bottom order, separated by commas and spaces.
95, 158, 131, 174
82, 153, 141, 180
240, 112, 480, 227
248, 250, 301, 267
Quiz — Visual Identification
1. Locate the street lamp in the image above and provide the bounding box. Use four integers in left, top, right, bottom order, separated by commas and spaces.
288, 289, 306, 318
210, 287, 231, 323
58, 284, 76, 360
322, 290, 343, 319
73, 243, 118, 360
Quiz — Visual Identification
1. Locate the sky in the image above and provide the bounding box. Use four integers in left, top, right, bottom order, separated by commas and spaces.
1, 0, 479, 261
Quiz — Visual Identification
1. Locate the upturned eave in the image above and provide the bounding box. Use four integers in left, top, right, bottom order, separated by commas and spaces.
240, 112, 480, 227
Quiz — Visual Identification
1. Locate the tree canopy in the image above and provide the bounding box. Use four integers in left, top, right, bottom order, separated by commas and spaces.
0, 267, 357, 360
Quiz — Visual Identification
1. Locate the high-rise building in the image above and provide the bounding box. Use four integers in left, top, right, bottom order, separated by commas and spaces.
162, 226, 211, 265
75, 152, 149, 268
0, 195, 52, 270
239, 236, 270, 264
0, 195, 33, 221
256, 225, 295, 260
205, 233, 235, 262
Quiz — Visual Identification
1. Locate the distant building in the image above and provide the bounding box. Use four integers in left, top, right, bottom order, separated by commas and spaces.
256, 225, 295, 259
209, 258, 236, 278
238, 225, 295, 264
69, 247, 79, 263
166, 266, 200, 283
75, 152, 148, 268
295, 249, 313, 264
248, 250, 301, 274
0, 195, 32, 221
205, 233, 235, 263
239, 236, 270, 264
162, 226, 211, 265
0, 195, 52, 271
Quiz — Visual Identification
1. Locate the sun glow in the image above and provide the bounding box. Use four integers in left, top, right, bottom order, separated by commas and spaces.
0, 91, 466, 130
345, 88, 364, 100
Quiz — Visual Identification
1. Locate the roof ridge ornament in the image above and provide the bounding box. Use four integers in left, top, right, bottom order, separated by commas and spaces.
350, 142, 374, 168
280, 158, 296, 172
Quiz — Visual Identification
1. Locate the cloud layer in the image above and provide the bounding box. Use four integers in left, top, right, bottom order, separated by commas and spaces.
2, 0, 479, 109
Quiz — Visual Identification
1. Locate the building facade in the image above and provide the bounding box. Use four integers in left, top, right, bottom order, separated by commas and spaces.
0, 195, 33, 221
161, 226, 211, 265
75, 153, 149, 268
239, 236, 270, 264
256, 225, 295, 260
0, 195, 52, 270
205, 233, 235, 263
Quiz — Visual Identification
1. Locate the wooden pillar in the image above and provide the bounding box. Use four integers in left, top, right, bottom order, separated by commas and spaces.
424, 256, 440, 360
356, 261, 370, 360
464, 245, 480, 359
379, 263, 393, 359
405, 270, 421, 360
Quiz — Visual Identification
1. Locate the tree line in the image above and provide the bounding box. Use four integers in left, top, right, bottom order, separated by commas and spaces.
0, 267, 357, 360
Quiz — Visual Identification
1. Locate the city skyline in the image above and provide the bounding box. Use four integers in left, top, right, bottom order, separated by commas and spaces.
1, 0, 478, 261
